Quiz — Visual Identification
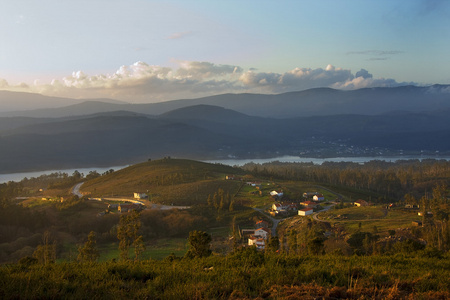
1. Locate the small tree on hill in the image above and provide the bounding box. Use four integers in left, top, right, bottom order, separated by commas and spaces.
185, 230, 212, 258
77, 231, 99, 263
117, 210, 144, 261
33, 231, 57, 265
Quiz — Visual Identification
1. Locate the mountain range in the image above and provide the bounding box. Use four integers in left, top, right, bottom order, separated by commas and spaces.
0, 85, 449, 173
1, 85, 450, 119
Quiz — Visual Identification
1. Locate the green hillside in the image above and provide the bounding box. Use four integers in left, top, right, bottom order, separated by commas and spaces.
81, 158, 246, 205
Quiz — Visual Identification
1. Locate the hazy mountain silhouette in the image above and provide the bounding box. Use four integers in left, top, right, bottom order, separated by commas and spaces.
1, 103, 449, 173
0, 90, 126, 114
2, 85, 449, 118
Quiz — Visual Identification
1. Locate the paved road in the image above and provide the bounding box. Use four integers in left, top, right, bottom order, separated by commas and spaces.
72, 182, 84, 198
312, 202, 336, 222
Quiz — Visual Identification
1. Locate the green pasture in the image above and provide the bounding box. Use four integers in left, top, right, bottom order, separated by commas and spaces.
320, 205, 420, 234
96, 238, 188, 261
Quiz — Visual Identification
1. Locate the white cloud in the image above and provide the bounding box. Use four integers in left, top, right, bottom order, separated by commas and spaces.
0, 61, 415, 102
239, 65, 354, 93
331, 76, 409, 90
355, 69, 373, 79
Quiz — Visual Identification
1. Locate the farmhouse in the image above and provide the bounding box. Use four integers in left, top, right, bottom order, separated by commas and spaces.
254, 227, 271, 239
248, 236, 265, 250
270, 190, 284, 198
298, 208, 314, 216
300, 200, 318, 208
226, 175, 242, 180
248, 220, 271, 250
303, 192, 319, 199
313, 194, 324, 201
354, 199, 369, 207
272, 202, 298, 212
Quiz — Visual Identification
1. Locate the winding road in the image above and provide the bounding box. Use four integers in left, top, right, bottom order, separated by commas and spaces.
72, 182, 84, 198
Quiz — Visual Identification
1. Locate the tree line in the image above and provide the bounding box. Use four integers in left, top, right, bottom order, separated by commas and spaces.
242, 159, 450, 201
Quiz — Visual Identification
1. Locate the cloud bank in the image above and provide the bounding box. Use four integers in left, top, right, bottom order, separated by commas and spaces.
0, 61, 413, 102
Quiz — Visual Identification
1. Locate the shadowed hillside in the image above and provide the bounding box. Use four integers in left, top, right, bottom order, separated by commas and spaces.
81, 158, 245, 205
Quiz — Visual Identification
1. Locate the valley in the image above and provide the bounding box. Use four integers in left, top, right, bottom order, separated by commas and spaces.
0, 157, 449, 298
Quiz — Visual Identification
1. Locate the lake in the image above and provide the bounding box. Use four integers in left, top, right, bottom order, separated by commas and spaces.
1, 155, 449, 183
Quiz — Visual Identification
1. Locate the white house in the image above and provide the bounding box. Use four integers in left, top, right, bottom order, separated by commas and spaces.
134, 192, 147, 199
254, 227, 270, 239
298, 208, 314, 216
272, 203, 283, 211
313, 194, 324, 201
248, 237, 266, 249
270, 190, 283, 198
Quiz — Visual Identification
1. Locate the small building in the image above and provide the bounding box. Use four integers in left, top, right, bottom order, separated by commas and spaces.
303, 192, 319, 199
300, 200, 318, 208
412, 221, 423, 227
270, 190, 284, 198
313, 194, 324, 202
134, 192, 147, 199
248, 236, 265, 250
354, 200, 369, 207
418, 211, 433, 216
298, 208, 314, 216
272, 203, 283, 211
254, 227, 270, 239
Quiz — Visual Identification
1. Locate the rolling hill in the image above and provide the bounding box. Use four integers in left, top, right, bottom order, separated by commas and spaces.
80, 158, 245, 205
2, 85, 450, 119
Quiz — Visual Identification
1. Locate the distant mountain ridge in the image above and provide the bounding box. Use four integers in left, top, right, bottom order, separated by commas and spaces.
0, 90, 126, 114
1, 85, 450, 173
1, 85, 449, 118
1, 103, 450, 173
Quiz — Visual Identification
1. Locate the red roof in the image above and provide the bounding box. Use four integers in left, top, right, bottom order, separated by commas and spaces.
300, 208, 313, 212
256, 227, 270, 234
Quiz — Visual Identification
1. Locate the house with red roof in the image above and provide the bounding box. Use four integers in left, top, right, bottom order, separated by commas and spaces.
298, 208, 314, 216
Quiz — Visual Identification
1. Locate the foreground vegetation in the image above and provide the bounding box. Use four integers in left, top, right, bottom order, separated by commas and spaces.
2, 250, 450, 299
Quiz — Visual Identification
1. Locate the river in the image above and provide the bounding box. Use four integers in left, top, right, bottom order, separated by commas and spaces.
1, 155, 449, 183
0, 165, 129, 184
204, 155, 450, 167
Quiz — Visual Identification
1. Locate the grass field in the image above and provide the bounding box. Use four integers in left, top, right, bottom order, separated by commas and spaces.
320, 205, 420, 234
95, 238, 189, 261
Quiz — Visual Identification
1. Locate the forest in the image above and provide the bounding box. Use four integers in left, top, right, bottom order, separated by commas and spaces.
0, 158, 449, 299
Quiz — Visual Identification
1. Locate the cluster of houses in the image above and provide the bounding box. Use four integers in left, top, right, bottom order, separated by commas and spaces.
270, 191, 325, 217
247, 220, 271, 250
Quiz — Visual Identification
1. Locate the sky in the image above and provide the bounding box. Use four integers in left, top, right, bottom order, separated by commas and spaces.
0, 0, 449, 103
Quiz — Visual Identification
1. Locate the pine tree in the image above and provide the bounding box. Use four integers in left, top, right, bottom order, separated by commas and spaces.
117, 210, 144, 261
33, 231, 56, 265
77, 231, 99, 262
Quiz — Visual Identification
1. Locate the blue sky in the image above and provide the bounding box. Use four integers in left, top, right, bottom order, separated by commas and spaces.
0, 0, 449, 103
